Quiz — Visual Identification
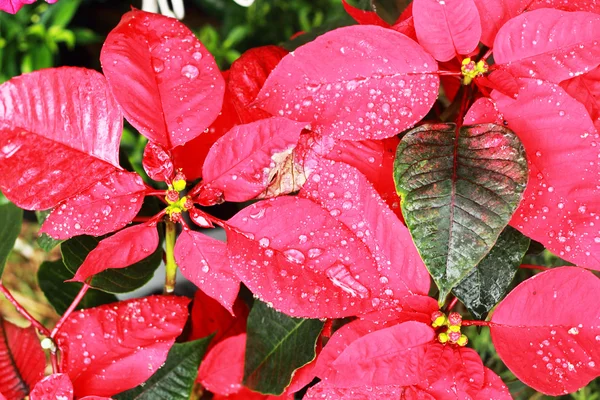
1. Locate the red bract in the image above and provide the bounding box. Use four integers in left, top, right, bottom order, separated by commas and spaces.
0, 320, 45, 400
198, 333, 246, 396
28, 374, 111, 400
55, 295, 189, 397
188, 289, 247, 344
255, 25, 440, 140
100, 8, 225, 149
490, 267, 600, 395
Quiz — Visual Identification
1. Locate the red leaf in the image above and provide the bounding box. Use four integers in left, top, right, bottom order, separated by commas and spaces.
40, 171, 146, 240
391, 16, 417, 41
475, 367, 512, 400
464, 98, 503, 126
199, 117, 306, 202
55, 295, 190, 397
255, 25, 439, 141
29, 374, 73, 400
0, 320, 45, 400
488, 79, 600, 269
171, 72, 240, 181
71, 223, 159, 282
490, 267, 600, 395
305, 383, 404, 399
228, 46, 288, 123
198, 333, 245, 396
100, 9, 225, 149
0, 0, 35, 14
477, 70, 519, 99
175, 230, 240, 312
143, 142, 174, 183
214, 388, 291, 400
342, 0, 390, 27
189, 289, 247, 345
413, 0, 482, 62
494, 9, 600, 83
561, 65, 600, 127
0, 67, 122, 210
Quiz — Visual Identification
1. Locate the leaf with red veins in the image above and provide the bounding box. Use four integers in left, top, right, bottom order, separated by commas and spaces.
463, 98, 503, 125
71, 223, 159, 283
188, 207, 215, 228
143, 141, 174, 183
201, 117, 306, 203
100, 9, 225, 149
413, 0, 482, 62
494, 9, 600, 83
490, 267, 600, 395
300, 161, 430, 296
0, 319, 45, 400
475, 367, 512, 400
29, 374, 73, 400
198, 333, 246, 396
342, 0, 390, 27
304, 384, 405, 399
477, 70, 520, 99
391, 16, 417, 41
228, 46, 288, 123
189, 289, 247, 346
561, 65, 600, 128
171, 71, 240, 181
323, 137, 402, 218
255, 25, 439, 141
0, 67, 123, 210
40, 171, 146, 240
56, 295, 190, 398
175, 230, 240, 312
0, 0, 35, 14
487, 79, 600, 269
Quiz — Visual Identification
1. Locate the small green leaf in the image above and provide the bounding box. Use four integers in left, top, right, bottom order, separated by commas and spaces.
244, 300, 323, 395
37, 260, 117, 315
372, 0, 412, 25
114, 337, 212, 400
61, 233, 162, 293
0, 202, 22, 277
394, 123, 528, 301
36, 210, 63, 252
452, 226, 530, 319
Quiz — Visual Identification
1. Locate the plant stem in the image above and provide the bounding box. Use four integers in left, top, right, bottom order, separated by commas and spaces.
462, 319, 499, 327
0, 282, 50, 337
50, 283, 91, 339
446, 296, 459, 311
164, 221, 178, 294
520, 264, 550, 271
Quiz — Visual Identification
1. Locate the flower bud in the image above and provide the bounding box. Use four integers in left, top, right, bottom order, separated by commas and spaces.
438, 332, 449, 344
448, 331, 462, 343
431, 311, 447, 328
166, 189, 179, 203
448, 324, 461, 333
457, 334, 469, 347
448, 312, 462, 326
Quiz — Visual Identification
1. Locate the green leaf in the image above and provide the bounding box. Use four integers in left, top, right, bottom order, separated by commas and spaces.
61, 233, 163, 293
114, 337, 212, 400
452, 226, 530, 319
243, 300, 323, 395
394, 123, 528, 302
36, 210, 63, 252
0, 202, 22, 277
37, 260, 117, 315
371, 0, 412, 25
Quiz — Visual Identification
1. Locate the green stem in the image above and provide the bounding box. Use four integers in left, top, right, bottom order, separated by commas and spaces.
164, 221, 178, 294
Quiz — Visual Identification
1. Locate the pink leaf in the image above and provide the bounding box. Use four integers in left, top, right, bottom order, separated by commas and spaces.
342, 0, 390, 27
198, 334, 246, 396
391, 16, 417, 41
143, 142, 174, 183
413, 0, 482, 62
71, 223, 159, 282
299, 161, 430, 296
561, 65, 600, 127
56, 295, 190, 397
29, 374, 73, 400
40, 171, 146, 240
175, 230, 240, 312
228, 46, 288, 123
0, 0, 35, 14
255, 25, 439, 141
463, 98, 503, 125
494, 9, 600, 83
200, 117, 306, 202
0, 67, 122, 210
489, 79, 600, 269
475, 368, 512, 400
491, 267, 600, 395
189, 289, 247, 346
305, 384, 405, 399
477, 70, 520, 99
100, 9, 225, 149
0, 320, 45, 400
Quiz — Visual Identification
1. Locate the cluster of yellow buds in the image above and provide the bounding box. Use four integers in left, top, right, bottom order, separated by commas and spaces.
431, 311, 468, 346
165, 170, 192, 222
461, 57, 488, 85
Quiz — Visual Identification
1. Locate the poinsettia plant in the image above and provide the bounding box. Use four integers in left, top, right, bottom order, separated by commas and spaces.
0, 0, 599, 398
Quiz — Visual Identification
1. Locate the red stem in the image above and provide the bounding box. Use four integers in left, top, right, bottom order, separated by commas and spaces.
462, 320, 498, 327
437, 70, 463, 76
145, 190, 168, 197
132, 216, 153, 222
447, 297, 459, 311
148, 209, 167, 225
520, 264, 550, 271
50, 283, 91, 339
0, 282, 50, 336
482, 48, 493, 61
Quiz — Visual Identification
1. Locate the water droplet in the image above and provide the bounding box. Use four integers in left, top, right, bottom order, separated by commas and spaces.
151, 58, 164, 73
102, 205, 112, 216
192, 51, 203, 61
83, 357, 92, 365
283, 248, 305, 264
342, 201, 353, 210
326, 263, 370, 298
259, 237, 270, 247
201, 265, 210, 273
181, 64, 199, 79
308, 248, 323, 259
568, 327, 579, 335
74, 223, 81, 230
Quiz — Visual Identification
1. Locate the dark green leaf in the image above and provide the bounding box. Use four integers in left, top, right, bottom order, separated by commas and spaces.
37, 260, 117, 315
244, 300, 323, 395
36, 210, 63, 252
0, 202, 22, 276
452, 226, 530, 319
114, 337, 212, 400
371, 0, 412, 24
282, 16, 354, 51
61, 233, 162, 293
394, 123, 528, 301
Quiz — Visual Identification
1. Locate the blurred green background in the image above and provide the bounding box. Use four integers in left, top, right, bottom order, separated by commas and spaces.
0, 1, 597, 398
